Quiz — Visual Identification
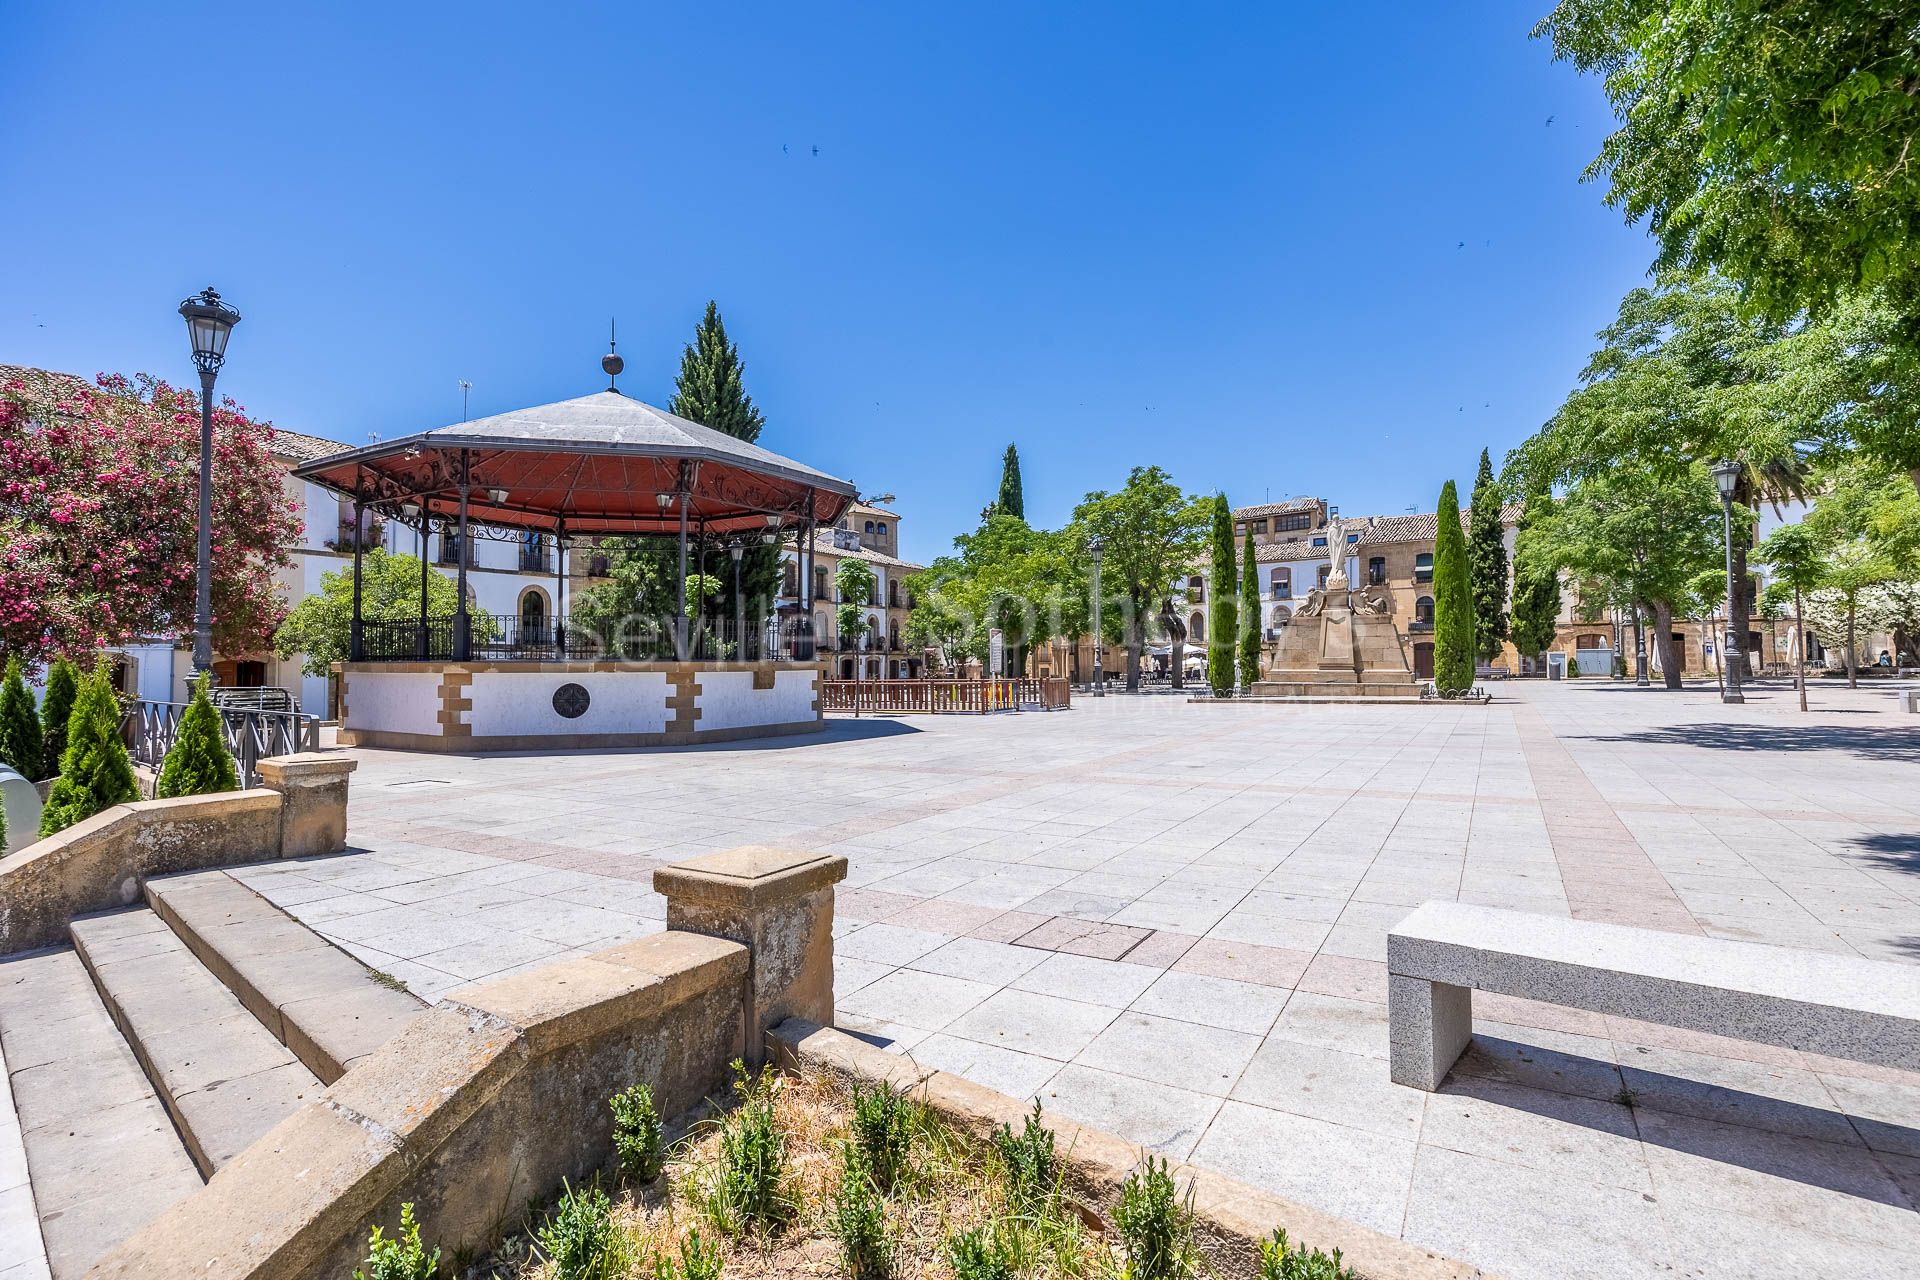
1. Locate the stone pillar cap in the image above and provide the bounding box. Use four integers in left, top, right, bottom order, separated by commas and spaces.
653, 846, 847, 909
255, 752, 358, 781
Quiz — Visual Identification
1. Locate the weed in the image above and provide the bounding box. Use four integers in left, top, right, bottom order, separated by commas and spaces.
1257, 1228, 1358, 1280
1612, 1085, 1639, 1109
1114, 1156, 1195, 1280
947, 1223, 1017, 1280
832, 1143, 893, 1279
611, 1082, 665, 1182
650, 1226, 723, 1280
848, 1077, 915, 1192
697, 1060, 790, 1234
366, 969, 410, 993
536, 1179, 625, 1280
353, 1202, 440, 1280
992, 1099, 1058, 1215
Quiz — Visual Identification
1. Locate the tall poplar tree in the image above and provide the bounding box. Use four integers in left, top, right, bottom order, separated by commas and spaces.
1509, 491, 1562, 663
1467, 449, 1510, 662
1207, 495, 1237, 695
669, 301, 780, 637
1432, 481, 1476, 696
996, 445, 1026, 521
1238, 530, 1261, 688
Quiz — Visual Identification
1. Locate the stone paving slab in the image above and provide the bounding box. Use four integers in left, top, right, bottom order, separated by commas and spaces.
214, 678, 1920, 1280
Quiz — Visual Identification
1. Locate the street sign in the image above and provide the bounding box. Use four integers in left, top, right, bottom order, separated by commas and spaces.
989, 627, 1005, 677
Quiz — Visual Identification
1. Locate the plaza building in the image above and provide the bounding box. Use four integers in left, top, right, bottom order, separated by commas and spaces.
779, 500, 927, 681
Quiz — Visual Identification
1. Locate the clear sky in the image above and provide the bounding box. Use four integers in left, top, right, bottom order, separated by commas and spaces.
2, 3, 1651, 566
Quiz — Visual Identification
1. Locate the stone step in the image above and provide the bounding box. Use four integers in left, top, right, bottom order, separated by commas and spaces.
145, 870, 426, 1083
0, 947, 203, 1279
68, 910, 324, 1178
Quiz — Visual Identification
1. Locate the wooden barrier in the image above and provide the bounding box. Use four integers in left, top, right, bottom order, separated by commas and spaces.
819, 677, 1070, 714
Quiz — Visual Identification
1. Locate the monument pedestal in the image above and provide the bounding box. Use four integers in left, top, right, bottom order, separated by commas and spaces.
1249, 589, 1422, 701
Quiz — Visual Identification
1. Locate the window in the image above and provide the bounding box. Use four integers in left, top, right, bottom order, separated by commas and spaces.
439, 531, 473, 566
1188, 611, 1206, 643
518, 590, 547, 642
1574, 633, 1606, 649
1311, 536, 1327, 547
889, 580, 901, 607
1269, 603, 1292, 631
1270, 567, 1291, 599
1317, 564, 1330, 589
813, 567, 829, 600
783, 561, 799, 596
1187, 574, 1204, 602
1347, 533, 1359, 544
1367, 557, 1386, 586
863, 521, 875, 534
1251, 518, 1268, 534
1276, 512, 1311, 532
518, 531, 548, 573
589, 553, 610, 577
1414, 552, 1433, 584
1415, 596, 1435, 624
875, 522, 887, 536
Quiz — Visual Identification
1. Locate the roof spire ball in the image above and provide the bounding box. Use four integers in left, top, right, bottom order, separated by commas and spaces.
602, 317, 624, 394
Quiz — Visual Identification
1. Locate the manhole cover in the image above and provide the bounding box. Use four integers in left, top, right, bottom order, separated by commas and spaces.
552, 682, 591, 719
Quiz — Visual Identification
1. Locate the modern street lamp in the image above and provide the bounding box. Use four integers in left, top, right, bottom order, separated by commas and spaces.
1089, 537, 1105, 697
178, 287, 241, 691
1712, 459, 1745, 704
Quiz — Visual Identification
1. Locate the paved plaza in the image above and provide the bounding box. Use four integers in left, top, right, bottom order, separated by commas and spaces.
234, 680, 1920, 1279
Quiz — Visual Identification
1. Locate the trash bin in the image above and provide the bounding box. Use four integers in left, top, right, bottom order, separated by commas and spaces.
1546, 652, 1567, 681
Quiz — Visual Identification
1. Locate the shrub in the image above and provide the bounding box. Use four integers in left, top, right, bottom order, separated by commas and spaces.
1257, 1228, 1358, 1280
154, 673, 238, 798
947, 1224, 1017, 1280
39, 658, 139, 836
652, 1227, 722, 1280
1431, 479, 1476, 697
992, 1100, 1057, 1216
703, 1061, 789, 1233
848, 1077, 914, 1193
832, 1143, 892, 1279
353, 1202, 440, 1280
0, 655, 43, 781
537, 1180, 624, 1280
1208, 494, 1238, 696
1239, 529, 1261, 688
38, 657, 78, 780
1568, 656, 1581, 678
1114, 1156, 1195, 1280
610, 1081, 665, 1182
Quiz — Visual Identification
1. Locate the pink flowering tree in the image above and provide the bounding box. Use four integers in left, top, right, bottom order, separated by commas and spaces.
0, 371, 301, 667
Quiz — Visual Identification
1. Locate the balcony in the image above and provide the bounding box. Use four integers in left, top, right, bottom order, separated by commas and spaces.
518, 548, 551, 573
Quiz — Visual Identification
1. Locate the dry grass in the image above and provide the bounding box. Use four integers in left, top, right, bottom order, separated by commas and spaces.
478, 1068, 1112, 1280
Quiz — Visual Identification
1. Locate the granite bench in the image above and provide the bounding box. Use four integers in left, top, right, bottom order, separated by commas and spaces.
1386, 901, 1920, 1091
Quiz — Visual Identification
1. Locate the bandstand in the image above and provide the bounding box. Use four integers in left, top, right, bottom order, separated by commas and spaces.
293, 386, 857, 751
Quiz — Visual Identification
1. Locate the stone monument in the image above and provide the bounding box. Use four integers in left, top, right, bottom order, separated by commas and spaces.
1251, 513, 1423, 700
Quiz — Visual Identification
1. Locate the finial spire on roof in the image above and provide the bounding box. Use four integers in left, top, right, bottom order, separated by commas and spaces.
601, 317, 624, 393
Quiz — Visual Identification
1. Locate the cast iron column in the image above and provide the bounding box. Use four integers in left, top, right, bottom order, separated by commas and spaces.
349, 497, 366, 661
453, 453, 472, 661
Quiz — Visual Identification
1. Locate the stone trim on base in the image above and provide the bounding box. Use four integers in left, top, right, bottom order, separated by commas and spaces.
335, 717, 824, 753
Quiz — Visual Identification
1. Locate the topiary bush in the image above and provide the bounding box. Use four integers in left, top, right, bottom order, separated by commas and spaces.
1431, 480, 1476, 697
38, 657, 78, 781
154, 673, 239, 799
39, 658, 140, 836
0, 655, 43, 781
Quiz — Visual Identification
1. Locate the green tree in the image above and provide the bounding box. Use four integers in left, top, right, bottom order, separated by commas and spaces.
38, 657, 78, 781
834, 558, 879, 650
1757, 523, 1828, 711
572, 538, 677, 655
39, 658, 140, 836
1238, 529, 1261, 688
1526, 465, 1725, 689
1431, 481, 1476, 696
273, 549, 477, 676
1509, 491, 1562, 663
1467, 449, 1509, 662
996, 444, 1026, 522
1207, 495, 1237, 695
668, 302, 783, 626
909, 515, 1082, 676
1534, 3, 1920, 329
155, 674, 239, 798
0, 656, 42, 781
1069, 468, 1210, 691
1813, 541, 1899, 688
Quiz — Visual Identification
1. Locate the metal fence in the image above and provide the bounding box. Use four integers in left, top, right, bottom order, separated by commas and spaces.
354, 614, 821, 664
124, 699, 322, 787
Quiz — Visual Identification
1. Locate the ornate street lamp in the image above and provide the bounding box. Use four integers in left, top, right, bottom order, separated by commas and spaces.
1089, 536, 1105, 697
1712, 459, 1745, 703
729, 540, 746, 661
178, 287, 241, 690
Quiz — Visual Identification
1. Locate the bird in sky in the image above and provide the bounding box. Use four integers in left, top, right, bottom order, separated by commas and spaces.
782, 143, 789, 154
811, 144, 820, 157
1545, 115, 1554, 127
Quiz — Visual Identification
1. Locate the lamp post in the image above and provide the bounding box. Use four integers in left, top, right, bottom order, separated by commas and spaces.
1089, 536, 1105, 697
729, 540, 745, 661
177, 287, 241, 691
1712, 459, 1745, 704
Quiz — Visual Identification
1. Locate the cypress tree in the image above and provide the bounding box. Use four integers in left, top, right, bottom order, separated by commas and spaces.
1238, 530, 1261, 688
1432, 480, 1476, 696
1207, 495, 1237, 695
669, 301, 780, 636
0, 656, 42, 781
39, 658, 140, 836
155, 674, 239, 799
996, 445, 1026, 521
1509, 490, 1562, 662
1467, 449, 1510, 662
39, 657, 78, 781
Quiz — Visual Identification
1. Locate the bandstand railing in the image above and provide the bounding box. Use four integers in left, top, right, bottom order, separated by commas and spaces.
123, 699, 321, 787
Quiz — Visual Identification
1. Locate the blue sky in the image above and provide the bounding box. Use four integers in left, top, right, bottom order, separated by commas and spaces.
2, 3, 1649, 565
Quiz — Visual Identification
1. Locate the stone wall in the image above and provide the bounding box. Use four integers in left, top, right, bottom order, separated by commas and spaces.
0, 752, 354, 955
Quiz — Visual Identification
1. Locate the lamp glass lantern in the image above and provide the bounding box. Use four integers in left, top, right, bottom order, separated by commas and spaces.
1712, 459, 1742, 501
178, 288, 241, 375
